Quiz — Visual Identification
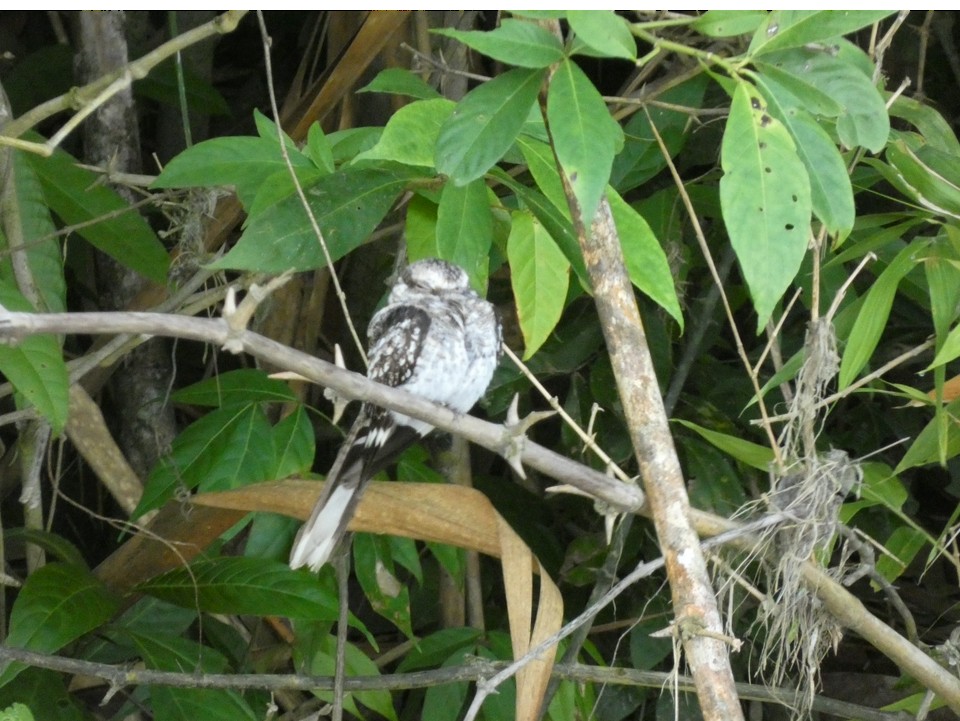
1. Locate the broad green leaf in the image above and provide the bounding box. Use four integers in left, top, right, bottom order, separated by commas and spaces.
0, 702, 34, 721
838, 242, 919, 389
691, 10, 766, 37
886, 139, 960, 221
405, 193, 440, 259
756, 44, 889, 152
0, 564, 119, 687
875, 526, 927, 583
396, 628, 482, 672
133, 403, 275, 517
172, 368, 298, 406
354, 98, 455, 168
306, 122, 335, 173
751, 60, 843, 117
434, 20, 564, 68
568, 11, 636, 61
890, 95, 960, 157
547, 58, 624, 230
675, 419, 776, 471
896, 396, 960, 472
0, 669, 83, 721
2, 529, 86, 569
719, 81, 811, 330
272, 405, 315, 478
136, 557, 340, 620
129, 631, 258, 721
24, 147, 169, 284
753, 73, 854, 238
212, 166, 415, 273
607, 189, 683, 327
924, 235, 960, 350
857, 463, 907, 511
0, 282, 68, 433
2, 150, 66, 312
750, 10, 895, 55
153, 135, 314, 208
508, 211, 570, 358
353, 534, 413, 637
610, 75, 708, 193
436, 67, 546, 184
299, 633, 399, 721
436, 178, 493, 291
244, 165, 326, 220
491, 168, 590, 290
928, 323, 960, 370
517, 135, 568, 215
421, 644, 474, 721
358, 67, 442, 100
327, 127, 382, 164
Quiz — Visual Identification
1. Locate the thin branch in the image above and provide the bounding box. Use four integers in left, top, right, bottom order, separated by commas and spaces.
255, 10, 367, 367
1, 11, 249, 149
0, 307, 646, 513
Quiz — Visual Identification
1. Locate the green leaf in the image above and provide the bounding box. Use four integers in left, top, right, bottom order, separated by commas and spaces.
436, 67, 546, 184
750, 10, 895, 55
753, 73, 854, 238
517, 135, 568, 215
607, 189, 683, 327
133, 403, 276, 517
436, 178, 493, 291
0, 564, 119, 687
0, 702, 34, 721
567, 11, 636, 61
928, 324, 960, 370
508, 211, 570, 358
172, 369, 298, 406
491, 168, 590, 290
397, 627, 482, 672
272, 405, 315, 478
129, 631, 258, 721
0, 669, 83, 721
896, 396, 960, 472
153, 135, 314, 209
353, 534, 413, 637
298, 634, 399, 721
875, 526, 927, 583
358, 67, 442, 100
2, 528, 86, 568
136, 557, 341, 620
719, 81, 811, 330
675, 419, 776, 471
889, 94, 960, 157
756, 44, 889, 152
306, 122, 335, 173
838, 242, 919, 389
212, 166, 415, 273
886, 139, 960, 221
405, 193, 440, 259
355, 98, 455, 168
24, 147, 169, 284
135, 57, 231, 117
547, 58, 624, 230
0, 282, 68, 433
434, 20, 564, 68
328, 126, 382, 164
691, 10, 766, 37
2, 150, 66, 312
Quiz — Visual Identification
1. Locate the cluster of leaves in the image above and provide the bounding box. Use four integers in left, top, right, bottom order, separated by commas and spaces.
2, 9, 960, 721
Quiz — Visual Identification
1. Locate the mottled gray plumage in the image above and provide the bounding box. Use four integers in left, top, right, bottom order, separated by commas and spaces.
289, 259, 502, 572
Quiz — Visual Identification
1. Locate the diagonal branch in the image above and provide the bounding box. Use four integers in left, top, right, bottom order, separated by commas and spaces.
0, 306, 645, 513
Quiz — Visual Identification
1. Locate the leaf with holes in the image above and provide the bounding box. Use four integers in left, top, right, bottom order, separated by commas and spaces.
720, 81, 811, 330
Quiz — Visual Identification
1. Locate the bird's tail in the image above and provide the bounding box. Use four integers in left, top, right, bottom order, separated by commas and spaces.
289, 420, 367, 572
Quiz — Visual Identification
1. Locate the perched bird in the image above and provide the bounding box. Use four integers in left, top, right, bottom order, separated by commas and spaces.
289, 258, 502, 571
